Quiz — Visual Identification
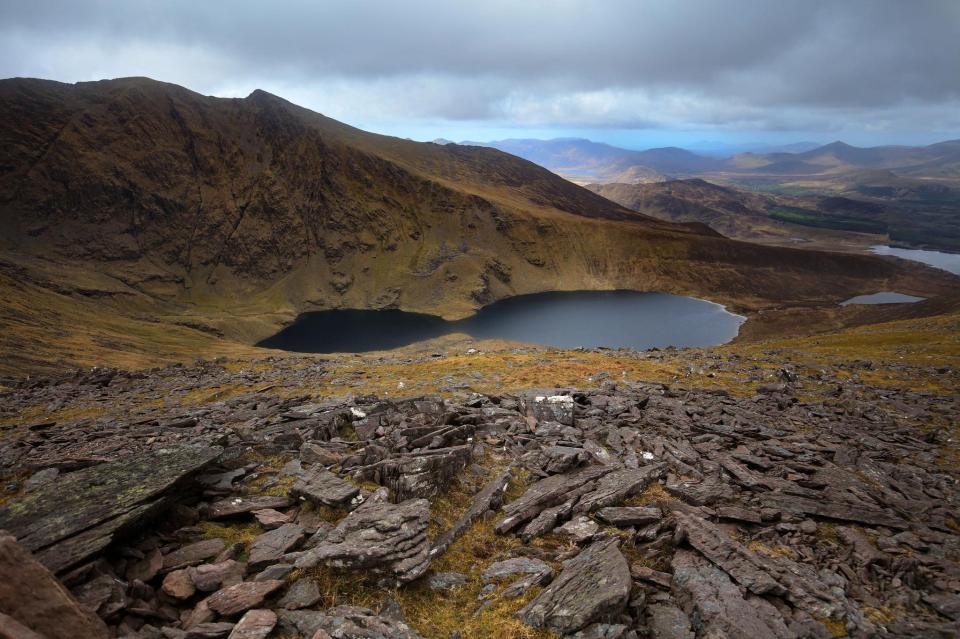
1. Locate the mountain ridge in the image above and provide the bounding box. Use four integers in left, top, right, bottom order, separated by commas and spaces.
0, 76, 955, 374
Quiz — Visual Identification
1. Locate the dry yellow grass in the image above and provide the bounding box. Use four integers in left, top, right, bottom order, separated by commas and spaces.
200, 521, 263, 548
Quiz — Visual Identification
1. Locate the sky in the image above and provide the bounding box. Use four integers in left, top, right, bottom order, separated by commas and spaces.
1, 0, 958, 150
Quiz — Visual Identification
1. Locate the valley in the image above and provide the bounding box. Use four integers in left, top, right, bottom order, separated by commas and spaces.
480, 138, 960, 253
1, 78, 959, 639
2, 78, 956, 376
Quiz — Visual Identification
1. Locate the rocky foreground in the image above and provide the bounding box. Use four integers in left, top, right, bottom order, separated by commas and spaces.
1, 360, 959, 638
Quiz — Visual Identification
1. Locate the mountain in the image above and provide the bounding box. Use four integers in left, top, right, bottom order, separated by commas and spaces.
587, 179, 784, 243
469, 136, 960, 185
0, 77, 954, 374
688, 141, 823, 156
462, 138, 719, 183
723, 139, 960, 178
586, 179, 893, 247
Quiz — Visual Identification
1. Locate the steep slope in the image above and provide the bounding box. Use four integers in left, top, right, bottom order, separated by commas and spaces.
0, 77, 955, 374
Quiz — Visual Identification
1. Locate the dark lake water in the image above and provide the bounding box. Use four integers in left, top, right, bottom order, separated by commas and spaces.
871, 245, 960, 275
258, 290, 745, 353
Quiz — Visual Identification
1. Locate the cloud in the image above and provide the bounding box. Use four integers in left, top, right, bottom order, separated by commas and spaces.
1, 0, 957, 140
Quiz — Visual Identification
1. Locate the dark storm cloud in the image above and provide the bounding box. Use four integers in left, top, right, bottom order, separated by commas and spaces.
1, 0, 958, 136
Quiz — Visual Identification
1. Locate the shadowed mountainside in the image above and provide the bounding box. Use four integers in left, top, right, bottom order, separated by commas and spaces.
0, 77, 956, 374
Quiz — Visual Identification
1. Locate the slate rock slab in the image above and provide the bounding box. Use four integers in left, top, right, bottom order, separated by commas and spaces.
482, 557, 553, 584
290, 467, 359, 508
675, 511, 844, 619
205, 496, 294, 519
595, 506, 661, 527
227, 609, 277, 639
207, 580, 284, 616
0, 532, 109, 639
277, 606, 423, 639
374, 445, 472, 501
520, 537, 630, 634
191, 559, 247, 592
164, 538, 226, 570
671, 550, 793, 639
277, 578, 321, 610
248, 523, 305, 570
0, 444, 221, 574
184, 622, 235, 639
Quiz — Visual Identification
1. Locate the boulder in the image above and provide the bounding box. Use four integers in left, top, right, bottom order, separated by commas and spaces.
496, 465, 612, 534
481, 557, 552, 584
525, 393, 576, 426
520, 538, 630, 634
369, 446, 472, 501
162, 569, 197, 600
533, 446, 591, 474
674, 511, 844, 619
646, 603, 694, 639
0, 532, 109, 639
556, 516, 600, 544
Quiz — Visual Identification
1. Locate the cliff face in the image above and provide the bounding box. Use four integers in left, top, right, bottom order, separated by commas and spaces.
0, 77, 955, 371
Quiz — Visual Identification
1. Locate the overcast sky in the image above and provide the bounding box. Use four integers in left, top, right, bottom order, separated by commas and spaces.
2, 0, 958, 149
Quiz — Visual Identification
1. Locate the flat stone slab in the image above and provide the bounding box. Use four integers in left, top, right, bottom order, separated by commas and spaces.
163, 538, 226, 570
207, 580, 285, 616
228, 609, 277, 639
206, 495, 294, 519
277, 606, 423, 639
671, 550, 792, 638
291, 467, 359, 507
595, 506, 661, 527
248, 523, 305, 570
0, 444, 221, 574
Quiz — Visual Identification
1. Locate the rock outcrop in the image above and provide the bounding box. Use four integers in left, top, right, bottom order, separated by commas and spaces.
298, 490, 431, 584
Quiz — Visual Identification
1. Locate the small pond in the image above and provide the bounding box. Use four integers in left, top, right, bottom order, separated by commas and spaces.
258, 290, 745, 353
841, 292, 926, 306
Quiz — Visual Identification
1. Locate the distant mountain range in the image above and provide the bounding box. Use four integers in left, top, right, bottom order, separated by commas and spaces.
463, 137, 960, 185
